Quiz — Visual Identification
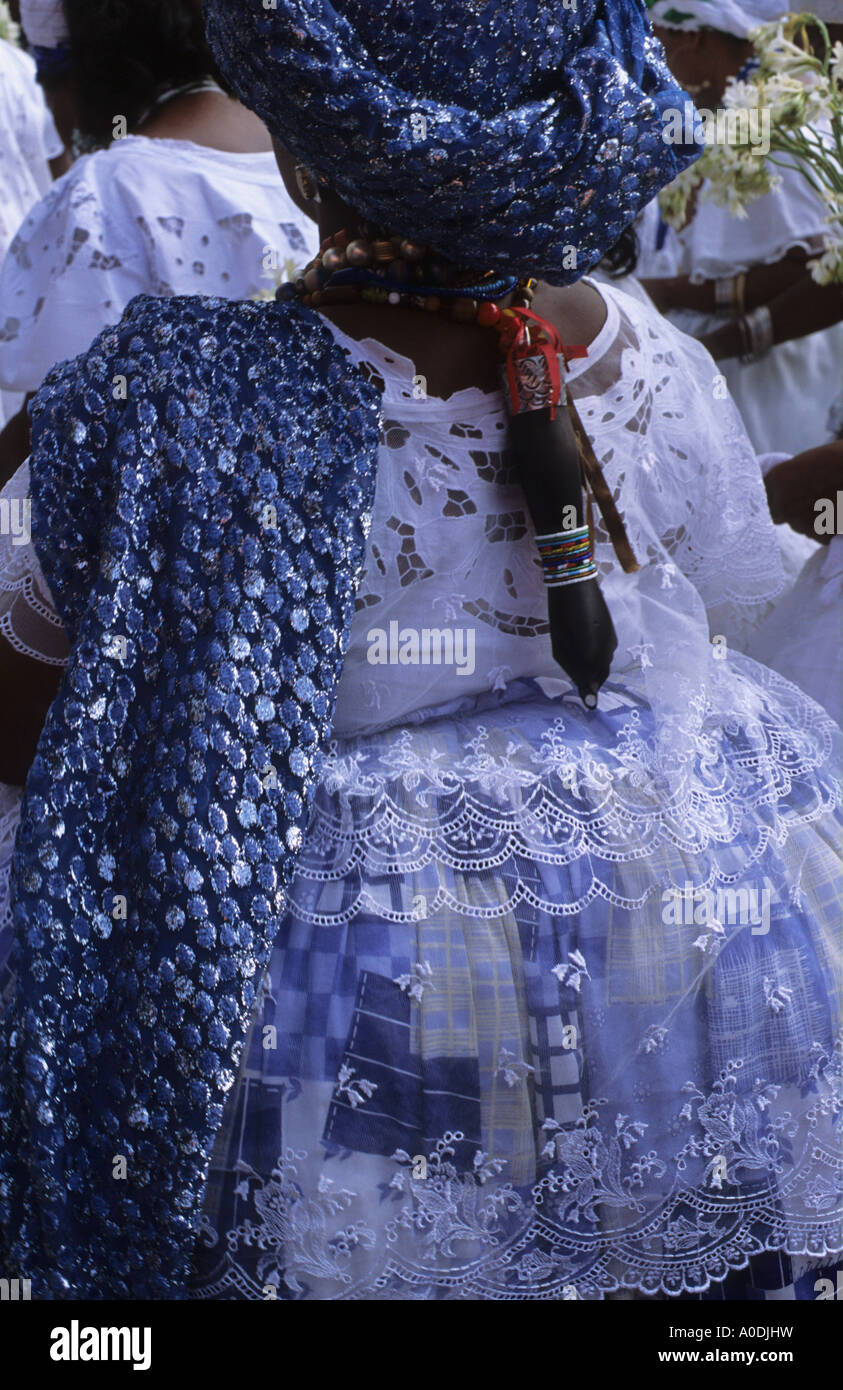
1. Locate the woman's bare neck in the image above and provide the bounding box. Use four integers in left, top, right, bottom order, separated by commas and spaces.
135, 91, 273, 154
318, 279, 608, 400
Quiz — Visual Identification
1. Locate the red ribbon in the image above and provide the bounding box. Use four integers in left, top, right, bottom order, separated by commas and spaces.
499, 307, 587, 420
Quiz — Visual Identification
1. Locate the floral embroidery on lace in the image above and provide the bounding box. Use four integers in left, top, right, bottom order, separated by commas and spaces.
192, 1041, 843, 1299
293, 679, 839, 927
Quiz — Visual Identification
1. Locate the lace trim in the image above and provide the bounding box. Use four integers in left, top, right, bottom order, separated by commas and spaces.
0, 573, 68, 666
188, 1043, 843, 1300
286, 678, 841, 923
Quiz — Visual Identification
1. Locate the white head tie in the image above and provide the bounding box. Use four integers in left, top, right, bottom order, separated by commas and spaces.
648, 2, 791, 39
19, 0, 69, 48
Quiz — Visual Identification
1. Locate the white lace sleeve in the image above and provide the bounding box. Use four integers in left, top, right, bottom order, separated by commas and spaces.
0, 460, 68, 666
0, 459, 67, 929
0, 139, 319, 397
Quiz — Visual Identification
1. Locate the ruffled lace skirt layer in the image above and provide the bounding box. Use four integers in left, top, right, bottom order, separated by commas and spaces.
186, 672, 843, 1300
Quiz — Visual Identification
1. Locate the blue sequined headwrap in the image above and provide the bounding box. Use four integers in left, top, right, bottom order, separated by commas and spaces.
203, 0, 700, 281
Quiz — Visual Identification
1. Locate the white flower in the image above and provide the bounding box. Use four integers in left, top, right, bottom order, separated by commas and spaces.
627, 642, 655, 670
642, 1025, 669, 1055
487, 664, 513, 693
496, 1047, 535, 1088
658, 163, 704, 231
810, 237, 843, 287
700, 142, 779, 219
754, 25, 819, 80
763, 977, 794, 1014
336, 1063, 378, 1108
723, 77, 763, 112
763, 73, 810, 126
552, 950, 591, 993
394, 960, 435, 1002
693, 920, 726, 956
0, 2, 19, 42
818, 185, 843, 217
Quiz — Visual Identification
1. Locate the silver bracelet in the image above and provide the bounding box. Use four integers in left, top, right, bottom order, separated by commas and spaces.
739, 305, 774, 363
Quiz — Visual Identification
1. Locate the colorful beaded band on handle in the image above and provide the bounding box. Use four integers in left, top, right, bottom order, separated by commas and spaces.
535, 524, 598, 587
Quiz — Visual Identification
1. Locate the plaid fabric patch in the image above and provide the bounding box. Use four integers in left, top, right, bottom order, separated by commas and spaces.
707, 942, 831, 1082
324, 970, 482, 1164
529, 1006, 585, 1128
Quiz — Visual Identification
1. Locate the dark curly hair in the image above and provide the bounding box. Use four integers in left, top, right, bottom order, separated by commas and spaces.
63, 0, 223, 144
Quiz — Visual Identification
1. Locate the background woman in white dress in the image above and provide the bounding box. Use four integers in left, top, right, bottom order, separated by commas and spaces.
641, 1, 843, 457
0, 21, 63, 428
0, 0, 317, 474
749, 440, 843, 725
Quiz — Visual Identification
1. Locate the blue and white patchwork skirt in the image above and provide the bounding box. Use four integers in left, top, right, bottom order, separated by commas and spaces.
188, 680, 843, 1300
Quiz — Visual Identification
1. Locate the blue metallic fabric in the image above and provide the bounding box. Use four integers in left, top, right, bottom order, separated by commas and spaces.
0, 294, 381, 1298
203, 0, 700, 284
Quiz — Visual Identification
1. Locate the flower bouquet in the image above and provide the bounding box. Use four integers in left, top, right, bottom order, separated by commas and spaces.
0, 2, 20, 43
659, 12, 843, 287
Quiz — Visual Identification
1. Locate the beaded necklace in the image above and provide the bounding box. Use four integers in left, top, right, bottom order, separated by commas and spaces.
278, 224, 525, 316
277, 224, 583, 412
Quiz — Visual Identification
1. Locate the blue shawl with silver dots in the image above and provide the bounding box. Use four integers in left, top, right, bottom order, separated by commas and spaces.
0, 294, 381, 1298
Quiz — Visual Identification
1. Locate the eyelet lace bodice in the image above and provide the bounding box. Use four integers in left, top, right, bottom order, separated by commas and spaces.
318, 280, 787, 746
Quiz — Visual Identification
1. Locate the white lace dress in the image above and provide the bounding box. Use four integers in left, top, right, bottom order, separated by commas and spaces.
0, 281, 840, 1299
0, 38, 63, 426
0, 135, 317, 396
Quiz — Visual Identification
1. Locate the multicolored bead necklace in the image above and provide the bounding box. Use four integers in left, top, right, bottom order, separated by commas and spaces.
534, 525, 599, 588
277, 224, 587, 418
278, 223, 523, 320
